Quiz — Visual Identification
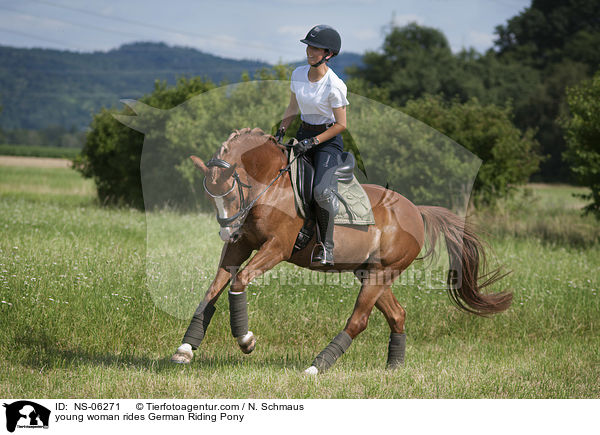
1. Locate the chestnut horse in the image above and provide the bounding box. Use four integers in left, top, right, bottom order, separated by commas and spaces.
171, 127, 512, 373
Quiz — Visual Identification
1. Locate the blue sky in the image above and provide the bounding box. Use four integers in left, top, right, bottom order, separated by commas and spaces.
0, 0, 530, 63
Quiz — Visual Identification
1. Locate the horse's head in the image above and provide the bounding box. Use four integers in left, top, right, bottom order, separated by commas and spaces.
191, 155, 246, 243
192, 127, 287, 243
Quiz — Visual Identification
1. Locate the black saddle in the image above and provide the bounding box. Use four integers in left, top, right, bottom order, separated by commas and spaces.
297, 151, 355, 209
292, 151, 355, 254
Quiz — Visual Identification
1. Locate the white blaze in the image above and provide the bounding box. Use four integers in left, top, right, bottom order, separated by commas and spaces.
215, 197, 227, 220
215, 197, 233, 241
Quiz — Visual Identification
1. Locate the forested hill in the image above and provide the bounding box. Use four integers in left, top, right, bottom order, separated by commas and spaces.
0, 42, 269, 130
0, 42, 362, 130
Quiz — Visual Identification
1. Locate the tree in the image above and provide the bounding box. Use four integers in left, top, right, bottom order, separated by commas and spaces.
494, 0, 600, 71
348, 23, 467, 105
492, 0, 600, 181
562, 70, 600, 219
401, 95, 541, 205
0, 100, 3, 143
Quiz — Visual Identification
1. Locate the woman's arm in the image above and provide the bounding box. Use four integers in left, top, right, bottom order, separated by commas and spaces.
280, 92, 300, 131
314, 106, 347, 144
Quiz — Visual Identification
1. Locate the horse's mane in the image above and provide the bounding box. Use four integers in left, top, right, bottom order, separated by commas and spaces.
216, 127, 278, 159
207, 128, 284, 184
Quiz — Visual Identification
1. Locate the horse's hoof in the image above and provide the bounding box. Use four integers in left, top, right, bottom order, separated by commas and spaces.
304, 366, 318, 375
237, 331, 256, 354
170, 345, 193, 364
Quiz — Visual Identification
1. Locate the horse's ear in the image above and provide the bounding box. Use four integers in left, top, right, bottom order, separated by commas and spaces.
221, 162, 237, 180
190, 155, 208, 174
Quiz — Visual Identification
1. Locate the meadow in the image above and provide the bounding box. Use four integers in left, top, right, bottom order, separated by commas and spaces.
0, 162, 598, 398
0, 144, 81, 159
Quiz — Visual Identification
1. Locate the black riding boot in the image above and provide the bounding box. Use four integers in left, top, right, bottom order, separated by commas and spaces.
312, 205, 335, 265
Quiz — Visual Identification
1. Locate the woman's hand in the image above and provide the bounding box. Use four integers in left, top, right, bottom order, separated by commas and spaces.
275, 127, 286, 143
296, 137, 317, 153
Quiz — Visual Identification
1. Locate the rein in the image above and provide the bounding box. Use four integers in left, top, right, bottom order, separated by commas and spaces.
204, 146, 301, 228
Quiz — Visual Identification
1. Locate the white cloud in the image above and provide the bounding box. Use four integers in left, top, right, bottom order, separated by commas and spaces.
271, 0, 376, 4
466, 30, 495, 49
101, 5, 115, 15
165, 32, 281, 62
277, 25, 308, 36
0, 9, 69, 32
354, 28, 378, 42
167, 32, 236, 52
392, 14, 424, 26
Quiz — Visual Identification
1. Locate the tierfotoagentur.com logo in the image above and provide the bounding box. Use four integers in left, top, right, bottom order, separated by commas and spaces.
3, 401, 50, 433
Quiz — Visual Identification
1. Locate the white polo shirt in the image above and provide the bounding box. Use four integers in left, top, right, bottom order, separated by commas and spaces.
290, 65, 349, 125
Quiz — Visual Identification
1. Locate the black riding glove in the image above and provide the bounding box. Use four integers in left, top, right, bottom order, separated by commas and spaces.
296, 137, 318, 154
275, 127, 285, 143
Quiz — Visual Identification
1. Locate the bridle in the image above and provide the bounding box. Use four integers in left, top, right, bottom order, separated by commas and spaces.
203, 158, 252, 228
203, 149, 301, 229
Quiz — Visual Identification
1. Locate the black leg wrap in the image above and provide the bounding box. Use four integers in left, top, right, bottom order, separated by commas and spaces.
183, 301, 216, 350
386, 332, 406, 369
229, 291, 249, 338
312, 331, 353, 372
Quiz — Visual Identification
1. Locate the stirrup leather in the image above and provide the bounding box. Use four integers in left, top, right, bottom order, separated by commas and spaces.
292, 223, 314, 254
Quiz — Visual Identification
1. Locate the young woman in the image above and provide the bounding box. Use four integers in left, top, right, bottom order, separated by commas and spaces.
277, 24, 349, 266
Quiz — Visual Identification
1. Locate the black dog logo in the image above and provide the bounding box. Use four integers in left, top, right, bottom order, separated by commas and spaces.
3, 401, 51, 433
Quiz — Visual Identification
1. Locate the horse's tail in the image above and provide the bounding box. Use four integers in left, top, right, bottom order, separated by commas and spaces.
417, 205, 512, 316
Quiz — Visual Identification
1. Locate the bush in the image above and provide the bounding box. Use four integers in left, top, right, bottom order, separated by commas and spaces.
562, 70, 600, 219
74, 108, 145, 207
75, 68, 292, 210
74, 76, 218, 208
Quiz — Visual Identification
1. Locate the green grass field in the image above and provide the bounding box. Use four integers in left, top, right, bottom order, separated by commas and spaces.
1, 163, 599, 398
0, 144, 81, 159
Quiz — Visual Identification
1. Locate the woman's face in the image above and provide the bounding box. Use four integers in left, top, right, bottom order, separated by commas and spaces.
306, 45, 328, 66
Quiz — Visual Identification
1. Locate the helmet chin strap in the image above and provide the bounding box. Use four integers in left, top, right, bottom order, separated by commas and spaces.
310, 51, 331, 68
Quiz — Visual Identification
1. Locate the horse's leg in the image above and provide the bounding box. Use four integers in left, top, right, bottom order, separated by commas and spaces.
375, 287, 407, 369
228, 237, 287, 354
171, 241, 253, 364
305, 269, 389, 374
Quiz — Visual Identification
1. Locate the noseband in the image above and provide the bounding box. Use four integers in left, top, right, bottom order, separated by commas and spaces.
203, 158, 252, 228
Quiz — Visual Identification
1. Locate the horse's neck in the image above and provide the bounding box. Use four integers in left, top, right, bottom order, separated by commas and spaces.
241, 144, 296, 216
240, 143, 287, 184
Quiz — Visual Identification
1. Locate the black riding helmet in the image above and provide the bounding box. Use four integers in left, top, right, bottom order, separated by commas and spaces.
300, 25, 341, 66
